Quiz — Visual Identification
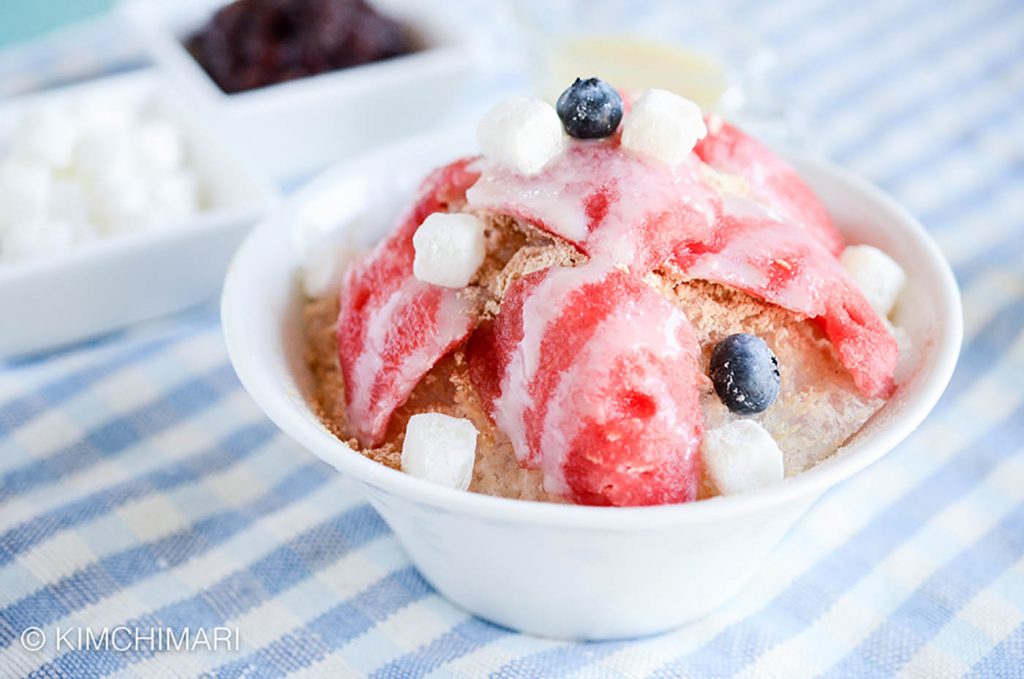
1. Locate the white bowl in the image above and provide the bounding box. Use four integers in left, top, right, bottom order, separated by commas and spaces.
119, 0, 476, 181
221, 131, 962, 639
0, 70, 280, 358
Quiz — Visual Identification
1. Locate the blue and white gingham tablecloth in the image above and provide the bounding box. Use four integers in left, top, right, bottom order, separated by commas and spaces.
2, 0, 1023, 676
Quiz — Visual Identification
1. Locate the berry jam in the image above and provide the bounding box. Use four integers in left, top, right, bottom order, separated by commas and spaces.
185, 0, 415, 94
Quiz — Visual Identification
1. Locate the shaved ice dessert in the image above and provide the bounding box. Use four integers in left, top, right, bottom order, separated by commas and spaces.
302, 77, 911, 507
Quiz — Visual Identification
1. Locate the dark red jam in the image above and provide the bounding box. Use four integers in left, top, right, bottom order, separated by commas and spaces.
185, 0, 415, 94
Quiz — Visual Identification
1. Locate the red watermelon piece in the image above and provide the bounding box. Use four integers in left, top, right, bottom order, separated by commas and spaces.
337, 159, 482, 446
468, 267, 704, 506
695, 120, 846, 256
671, 212, 897, 398
467, 135, 895, 399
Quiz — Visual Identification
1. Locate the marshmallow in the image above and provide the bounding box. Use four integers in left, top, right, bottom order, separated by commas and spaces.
137, 119, 185, 175
1, 219, 76, 263
701, 419, 784, 495
88, 169, 149, 234
296, 215, 366, 298
0, 160, 52, 227
74, 125, 135, 179
887, 319, 915, 385
150, 170, 199, 223
302, 242, 362, 298
49, 177, 90, 224
412, 212, 487, 289
11, 106, 79, 169
840, 245, 906, 318
401, 413, 478, 490
621, 89, 707, 166
477, 97, 564, 175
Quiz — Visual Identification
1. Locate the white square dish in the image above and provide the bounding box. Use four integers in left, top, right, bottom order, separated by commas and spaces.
118, 0, 477, 181
0, 70, 280, 358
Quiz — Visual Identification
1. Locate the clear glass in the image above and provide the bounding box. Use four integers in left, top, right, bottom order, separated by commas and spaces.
505, 0, 794, 144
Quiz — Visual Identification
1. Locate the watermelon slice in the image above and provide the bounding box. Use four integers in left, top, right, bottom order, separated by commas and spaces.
467, 137, 896, 399
468, 267, 704, 505
337, 159, 481, 446
694, 120, 846, 256
671, 212, 897, 398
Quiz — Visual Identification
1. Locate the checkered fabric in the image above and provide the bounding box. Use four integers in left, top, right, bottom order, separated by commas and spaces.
2, 0, 1023, 676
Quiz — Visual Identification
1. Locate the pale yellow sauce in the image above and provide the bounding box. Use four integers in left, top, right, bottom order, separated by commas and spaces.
542, 35, 729, 110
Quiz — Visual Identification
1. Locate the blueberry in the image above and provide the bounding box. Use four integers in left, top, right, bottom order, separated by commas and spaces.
709, 333, 780, 415
556, 77, 623, 139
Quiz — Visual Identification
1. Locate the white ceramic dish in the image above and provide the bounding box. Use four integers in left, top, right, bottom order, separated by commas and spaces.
221, 131, 962, 639
0, 70, 280, 359
119, 0, 476, 181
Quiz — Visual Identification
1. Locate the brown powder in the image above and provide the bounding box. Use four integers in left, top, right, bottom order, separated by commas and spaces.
303, 213, 883, 502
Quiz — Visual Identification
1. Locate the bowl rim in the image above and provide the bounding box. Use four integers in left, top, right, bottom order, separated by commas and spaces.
221, 130, 963, 530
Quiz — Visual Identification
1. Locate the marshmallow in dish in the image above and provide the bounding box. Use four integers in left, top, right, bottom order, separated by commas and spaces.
0, 97, 203, 264
301, 77, 911, 506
